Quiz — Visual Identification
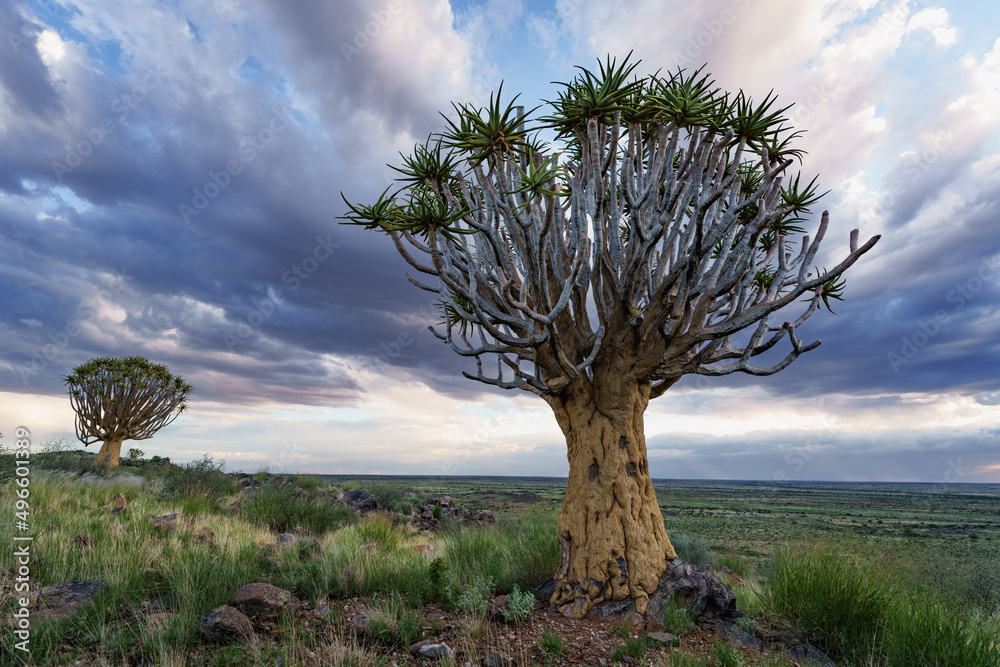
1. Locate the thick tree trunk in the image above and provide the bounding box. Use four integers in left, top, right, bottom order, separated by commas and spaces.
546, 377, 676, 619
94, 437, 124, 469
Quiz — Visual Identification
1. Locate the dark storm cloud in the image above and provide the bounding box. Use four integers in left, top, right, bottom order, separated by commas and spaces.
0, 0, 491, 409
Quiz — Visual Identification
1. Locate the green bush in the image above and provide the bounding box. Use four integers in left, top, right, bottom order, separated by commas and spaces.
355, 514, 403, 551
366, 481, 411, 512
161, 455, 234, 502
884, 596, 1000, 667
539, 628, 569, 656
768, 548, 895, 663
292, 474, 323, 492
500, 584, 534, 624
670, 534, 711, 566
661, 601, 695, 635
454, 574, 494, 615
711, 640, 746, 667
239, 482, 353, 534
609, 637, 649, 662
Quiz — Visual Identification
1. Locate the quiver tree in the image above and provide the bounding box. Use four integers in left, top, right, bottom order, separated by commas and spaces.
341, 55, 880, 618
64, 356, 192, 469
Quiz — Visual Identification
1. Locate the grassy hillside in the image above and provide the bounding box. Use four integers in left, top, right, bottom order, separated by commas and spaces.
0, 449, 998, 666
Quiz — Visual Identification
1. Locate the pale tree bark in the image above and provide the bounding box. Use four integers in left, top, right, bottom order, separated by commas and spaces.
546, 373, 676, 617
94, 436, 124, 469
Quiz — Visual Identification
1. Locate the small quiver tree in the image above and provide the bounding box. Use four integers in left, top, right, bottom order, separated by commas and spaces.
64, 356, 192, 469
340, 55, 880, 618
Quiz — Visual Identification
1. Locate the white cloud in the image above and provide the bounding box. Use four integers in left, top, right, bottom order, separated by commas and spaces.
907, 8, 957, 47
36, 29, 66, 63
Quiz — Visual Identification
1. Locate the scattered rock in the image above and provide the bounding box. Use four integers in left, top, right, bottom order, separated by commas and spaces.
535, 579, 557, 605
151, 513, 178, 534
587, 597, 635, 619
418, 643, 456, 660
646, 632, 678, 646
338, 489, 382, 513
71, 533, 93, 549
349, 612, 370, 632
232, 583, 298, 621
292, 642, 319, 667
40, 580, 105, 604
109, 492, 129, 516
487, 595, 509, 622
273, 533, 324, 559
644, 558, 738, 626
784, 643, 837, 667
233, 473, 254, 487
481, 652, 512, 667
409, 639, 436, 656
715, 620, 764, 649
201, 605, 254, 643
313, 602, 332, 620
410, 498, 495, 531
33, 581, 105, 621
467, 509, 496, 524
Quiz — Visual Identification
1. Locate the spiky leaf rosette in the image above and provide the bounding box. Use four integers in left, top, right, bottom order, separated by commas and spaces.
64, 356, 193, 446
339, 53, 880, 395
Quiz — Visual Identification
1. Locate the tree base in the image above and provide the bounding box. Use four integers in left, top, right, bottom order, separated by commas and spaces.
541, 558, 738, 626
93, 438, 124, 469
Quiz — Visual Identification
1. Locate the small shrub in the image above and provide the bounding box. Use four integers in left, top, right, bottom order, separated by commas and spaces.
161, 455, 234, 501
610, 621, 632, 638
500, 584, 534, 624
239, 483, 353, 534
610, 637, 648, 662
429, 558, 448, 602
127, 448, 144, 460
735, 615, 757, 634
341, 480, 359, 492
454, 574, 494, 615
539, 628, 569, 656
711, 640, 746, 667
432, 504, 444, 521
671, 534, 711, 566
355, 514, 403, 551
884, 595, 1000, 667
367, 481, 408, 512
293, 474, 322, 492
661, 601, 695, 635
768, 548, 895, 663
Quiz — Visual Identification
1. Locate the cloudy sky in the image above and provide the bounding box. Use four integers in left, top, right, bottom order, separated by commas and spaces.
1, 0, 999, 483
